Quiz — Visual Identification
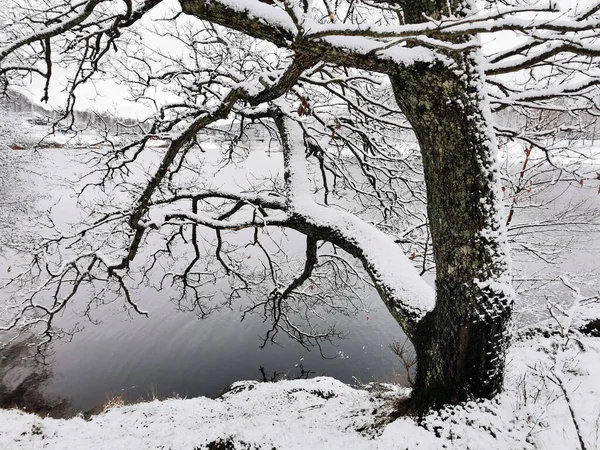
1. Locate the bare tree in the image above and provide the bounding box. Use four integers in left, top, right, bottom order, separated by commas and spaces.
0, 101, 48, 252
2, 0, 600, 411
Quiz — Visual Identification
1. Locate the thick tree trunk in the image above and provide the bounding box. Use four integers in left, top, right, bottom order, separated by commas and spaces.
180, 0, 515, 411
391, 51, 514, 410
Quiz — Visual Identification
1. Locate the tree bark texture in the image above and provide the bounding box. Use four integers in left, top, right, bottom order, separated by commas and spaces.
391, 53, 513, 410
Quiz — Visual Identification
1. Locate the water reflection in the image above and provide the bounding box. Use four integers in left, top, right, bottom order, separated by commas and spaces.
0, 335, 71, 417
40, 287, 409, 412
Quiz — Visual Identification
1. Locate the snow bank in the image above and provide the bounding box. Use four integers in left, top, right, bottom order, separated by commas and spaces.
0, 377, 395, 450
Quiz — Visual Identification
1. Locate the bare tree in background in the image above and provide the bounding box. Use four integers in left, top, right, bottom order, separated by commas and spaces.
0, 102, 46, 252
2, 0, 600, 411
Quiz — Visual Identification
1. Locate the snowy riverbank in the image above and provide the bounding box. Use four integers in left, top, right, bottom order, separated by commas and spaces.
1, 304, 599, 450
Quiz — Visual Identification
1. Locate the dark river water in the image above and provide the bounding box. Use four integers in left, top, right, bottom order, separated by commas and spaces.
0, 147, 416, 414
42, 284, 409, 412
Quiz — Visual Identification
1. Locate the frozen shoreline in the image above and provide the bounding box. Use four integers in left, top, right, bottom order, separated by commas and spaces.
1, 305, 599, 450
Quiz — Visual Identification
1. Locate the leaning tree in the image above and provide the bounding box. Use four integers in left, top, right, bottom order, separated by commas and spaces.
2, 0, 600, 411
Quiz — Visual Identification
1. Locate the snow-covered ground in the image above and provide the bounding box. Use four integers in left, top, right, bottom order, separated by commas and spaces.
1, 303, 598, 450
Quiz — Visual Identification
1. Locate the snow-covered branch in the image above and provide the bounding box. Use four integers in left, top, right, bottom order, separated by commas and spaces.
273, 112, 434, 333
